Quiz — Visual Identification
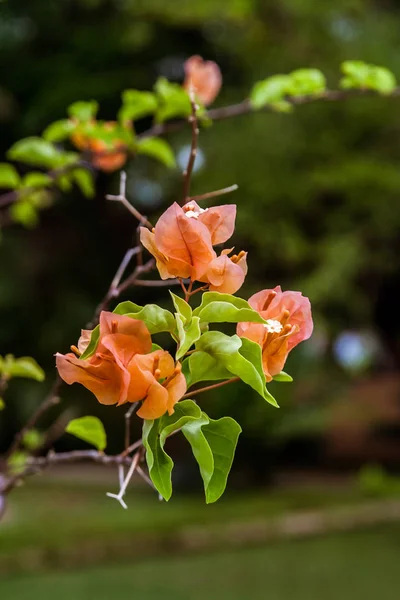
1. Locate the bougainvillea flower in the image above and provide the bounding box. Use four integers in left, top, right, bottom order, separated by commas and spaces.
237, 287, 313, 381
183, 55, 222, 106
71, 121, 127, 172
201, 248, 248, 294
182, 201, 236, 245
56, 312, 186, 419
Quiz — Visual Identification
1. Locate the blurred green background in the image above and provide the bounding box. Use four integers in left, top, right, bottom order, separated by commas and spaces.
1, 0, 400, 597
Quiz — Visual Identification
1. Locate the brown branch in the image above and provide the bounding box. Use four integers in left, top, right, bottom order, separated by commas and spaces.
182, 377, 240, 400
190, 184, 238, 203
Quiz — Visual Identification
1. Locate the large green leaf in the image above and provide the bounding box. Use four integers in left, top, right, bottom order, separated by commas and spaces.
43, 119, 76, 142
66, 416, 107, 451
136, 137, 176, 168
196, 332, 278, 406
193, 291, 266, 324
113, 301, 176, 334
182, 351, 232, 388
0, 355, 45, 382
183, 413, 241, 503
119, 90, 158, 122
0, 163, 20, 189
7, 138, 63, 169
143, 400, 202, 500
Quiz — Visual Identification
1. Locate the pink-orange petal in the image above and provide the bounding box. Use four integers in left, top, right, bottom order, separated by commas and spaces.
137, 381, 169, 420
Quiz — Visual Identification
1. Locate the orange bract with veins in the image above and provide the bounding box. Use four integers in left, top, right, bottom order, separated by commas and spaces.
183, 55, 222, 106
237, 287, 313, 381
56, 312, 186, 419
140, 201, 247, 294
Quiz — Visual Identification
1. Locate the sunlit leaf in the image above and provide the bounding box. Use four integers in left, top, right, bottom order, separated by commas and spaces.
0, 163, 20, 189
154, 77, 191, 122
43, 119, 76, 142
119, 90, 158, 122
136, 137, 176, 168
193, 291, 266, 324
67, 100, 98, 121
7, 138, 62, 169
113, 301, 176, 334
0, 355, 45, 381
22, 172, 52, 188
66, 416, 107, 451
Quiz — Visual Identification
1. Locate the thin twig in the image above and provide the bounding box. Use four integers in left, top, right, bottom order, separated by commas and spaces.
182, 91, 199, 204
106, 171, 153, 228
190, 184, 238, 203
106, 451, 141, 509
182, 377, 240, 400
125, 402, 139, 450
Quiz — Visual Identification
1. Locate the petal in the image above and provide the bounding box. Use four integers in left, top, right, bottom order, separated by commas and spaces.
126, 354, 154, 403
101, 333, 148, 369
137, 381, 169, 420
183, 55, 222, 106
236, 322, 265, 346
262, 337, 289, 381
165, 368, 187, 415
197, 204, 236, 245
99, 312, 152, 354
77, 329, 92, 353
140, 227, 191, 279
204, 253, 246, 294
56, 352, 125, 405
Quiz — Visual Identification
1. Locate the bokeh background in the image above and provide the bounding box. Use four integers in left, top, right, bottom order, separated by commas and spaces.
1, 0, 400, 598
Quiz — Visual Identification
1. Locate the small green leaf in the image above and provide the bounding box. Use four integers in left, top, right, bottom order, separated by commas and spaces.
193, 291, 266, 324
22, 429, 43, 451
175, 314, 201, 360
10, 200, 39, 228
66, 416, 107, 451
287, 68, 326, 96
143, 400, 202, 500
0, 397, 5, 410
0, 163, 20, 189
273, 371, 293, 382
67, 100, 98, 121
154, 77, 191, 122
73, 168, 95, 198
340, 61, 396, 95
0, 355, 45, 381
8, 451, 28, 475
43, 119, 76, 142
170, 292, 192, 322
119, 90, 158, 122
182, 412, 241, 503
22, 172, 52, 188
79, 325, 100, 360
113, 301, 176, 334
8, 138, 62, 169
136, 137, 176, 168
250, 74, 292, 110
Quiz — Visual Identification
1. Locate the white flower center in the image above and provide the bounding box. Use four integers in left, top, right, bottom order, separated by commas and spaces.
263, 319, 283, 334
184, 206, 209, 219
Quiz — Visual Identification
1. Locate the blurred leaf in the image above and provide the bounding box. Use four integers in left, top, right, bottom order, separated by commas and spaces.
182, 412, 241, 503
10, 199, 39, 228
0, 397, 5, 411
7, 138, 62, 169
43, 119, 76, 142
119, 90, 158, 122
136, 137, 176, 168
113, 301, 176, 334
56, 173, 73, 192
0, 163, 20, 189
143, 400, 202, 500
196, 332, 278, 406
193, 291, 266, 324
287, 68, 326, 96
272, 371, 293, 382
22, 429, 44, 451
73, 168, 95, 198
0, 355, 45, 381
250, 74, 292, 110
22, 172, 52, 188
66, 416, 107, 451
340, 61, 396, 95
8, 452, 28, 476
154, 77, 191, 122
67, 100, 99, 121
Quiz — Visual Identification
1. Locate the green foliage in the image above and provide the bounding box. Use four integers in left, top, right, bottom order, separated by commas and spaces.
7, 451, 28, 476
340, 61, 396, 95
136, 137, 176, 168
113, 301, 176, 334
182, 413, 241, 503
143, 399, 241, 502
22, 429, 43, 451
287, 68, 326, 96
272, 371, 293, 382
196, 332, 278, 406
0, 355, 45, 381
193, 291, 266, 324
79, 326, 100, 360
10, 199, 39, 228
66, 416, 107, 451
8, 138, 64, 169
67, 100, 99, 122
250, 68, 326, 111
119, 90, 158, 123
154, 77, 191, 122
182, 351, 232, 388
43, 119, 76, 143
170, 293, 201, 360
0, 163, 20, 189
21, 172, 52, 188
72, 168, 95, 199
0, 397, 5, 411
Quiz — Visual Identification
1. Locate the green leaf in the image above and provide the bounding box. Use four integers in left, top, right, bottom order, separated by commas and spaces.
79, 325, 100, 360
0, 397, 5, 411
182, 351, 233, 388
66, 416, 107, 451
22, 172, 52, 188
170, 292, 192, 322
0, 163, 20, 189
43, 119, 76, 142
366, 66, 397, 95
119, 90, 158, 122
273, 371, 293, 382
136, 137, 176, 168
287, 68, 326, 96
10, 199, 39, 228
7, 137, 62, 169
175, 314, 201, 360
143, 400, 202, 500
73, 168, 95, 198
22, 429, 43, 451
196, 332, 278, 406
340, 61, 396, 95
113, 301, 176, 334
193, 291, 266, 324
250, 74, 292, 110
8, 451, 28, 475
182, 413, 241, 503
0, 355, 45, 381
67, 100, 98, 121
154, 77, 191, 122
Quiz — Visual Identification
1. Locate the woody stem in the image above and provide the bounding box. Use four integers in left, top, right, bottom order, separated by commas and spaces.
181, 91, 199, 204
182, 377, 240, 400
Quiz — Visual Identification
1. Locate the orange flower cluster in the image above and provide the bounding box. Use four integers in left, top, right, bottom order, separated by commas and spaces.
140, 201, 247, 294
71, 121, 127, 172
237, 287, 313, 381
183, 55, 222, 106
56, 312, 186, 419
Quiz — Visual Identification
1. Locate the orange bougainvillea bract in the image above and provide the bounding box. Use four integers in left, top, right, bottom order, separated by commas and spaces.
237, 287, 313, 381
56, 311, 186, 419
183, 55, 222, 106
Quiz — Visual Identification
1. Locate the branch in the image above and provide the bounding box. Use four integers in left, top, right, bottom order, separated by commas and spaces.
182, 91, 199, 204
182, 377, 240, 400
